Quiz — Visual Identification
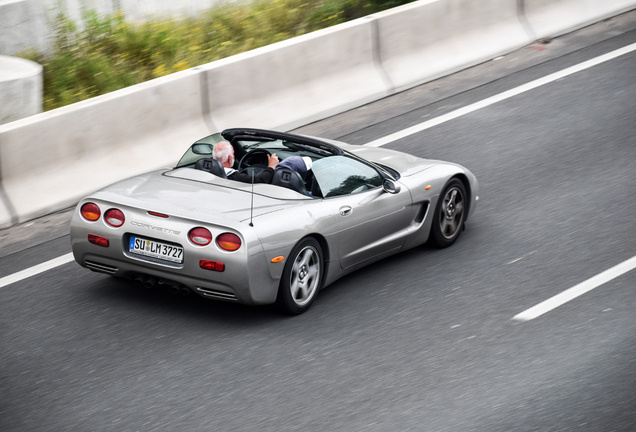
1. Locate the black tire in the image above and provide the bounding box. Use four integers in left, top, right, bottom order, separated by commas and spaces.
428, 178, 467, 248
275, 237, 323, 315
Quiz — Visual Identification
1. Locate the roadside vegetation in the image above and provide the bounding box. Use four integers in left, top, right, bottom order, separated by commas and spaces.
19, 0, 414, 111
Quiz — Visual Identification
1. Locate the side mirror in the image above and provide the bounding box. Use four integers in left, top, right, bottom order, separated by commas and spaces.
382, 178, 401, 194
192, 143, 214, 155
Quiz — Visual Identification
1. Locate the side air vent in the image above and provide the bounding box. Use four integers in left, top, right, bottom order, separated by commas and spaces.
195, 287, 238, 301
85, 261, 118, 274
414, 202, 430, 224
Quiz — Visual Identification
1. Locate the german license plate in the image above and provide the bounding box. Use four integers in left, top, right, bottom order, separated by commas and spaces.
129, 236, 184, 263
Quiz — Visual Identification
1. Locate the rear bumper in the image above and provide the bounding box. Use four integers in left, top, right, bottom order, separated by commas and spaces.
70, 202, 280, 305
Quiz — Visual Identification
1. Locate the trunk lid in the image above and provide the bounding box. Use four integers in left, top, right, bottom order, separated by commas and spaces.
90, 168, 308, 223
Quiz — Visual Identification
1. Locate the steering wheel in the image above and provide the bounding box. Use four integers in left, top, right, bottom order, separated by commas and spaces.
238, 149, 272, 172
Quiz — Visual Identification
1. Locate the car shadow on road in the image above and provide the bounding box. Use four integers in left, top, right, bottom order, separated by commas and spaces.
81, 237, 469, 328
85, 275, 283, 326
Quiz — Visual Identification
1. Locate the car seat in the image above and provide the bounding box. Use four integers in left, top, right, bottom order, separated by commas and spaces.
194, 158, 227, 178
271, 168, 309, 195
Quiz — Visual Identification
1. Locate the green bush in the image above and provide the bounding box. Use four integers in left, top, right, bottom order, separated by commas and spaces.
19, 0, 414, 111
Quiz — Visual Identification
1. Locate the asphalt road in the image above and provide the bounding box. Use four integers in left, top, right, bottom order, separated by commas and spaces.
2, 11, 636, 432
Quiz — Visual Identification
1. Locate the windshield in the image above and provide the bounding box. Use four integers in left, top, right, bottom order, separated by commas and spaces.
176, 133, 224, 167
312, 156, 383, 197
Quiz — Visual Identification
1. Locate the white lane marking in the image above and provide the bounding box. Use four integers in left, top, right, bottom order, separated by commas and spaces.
365, 42, 636, 147
507, 250, 537, 265
513, 255, 636, 321
0, 252, 75, 289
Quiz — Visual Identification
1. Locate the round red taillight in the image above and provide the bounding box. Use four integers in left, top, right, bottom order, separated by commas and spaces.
104, 209, 125, 227
81, 203, 101, 221
189, 227, 212, 246
217, 233, 241, 251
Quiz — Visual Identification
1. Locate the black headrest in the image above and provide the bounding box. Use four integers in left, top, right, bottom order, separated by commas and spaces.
271, 169, 308, 195
194, 158, 227, 179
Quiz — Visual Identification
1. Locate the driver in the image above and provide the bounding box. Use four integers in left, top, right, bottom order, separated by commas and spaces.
213, 141, 279, 183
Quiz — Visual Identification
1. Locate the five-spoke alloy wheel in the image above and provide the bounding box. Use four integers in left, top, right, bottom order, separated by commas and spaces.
276, 238, 323, 314
429, 178, 467, 248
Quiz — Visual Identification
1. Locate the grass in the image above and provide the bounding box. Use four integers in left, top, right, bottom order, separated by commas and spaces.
19, 0, 415, 111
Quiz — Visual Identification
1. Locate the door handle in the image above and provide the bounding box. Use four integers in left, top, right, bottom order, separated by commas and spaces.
339, 206, 352, 216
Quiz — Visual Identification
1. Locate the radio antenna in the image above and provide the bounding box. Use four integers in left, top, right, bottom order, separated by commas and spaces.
249, 169, 255, 227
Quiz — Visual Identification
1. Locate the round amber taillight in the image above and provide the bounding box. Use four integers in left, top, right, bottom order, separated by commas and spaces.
189, 227, 212, 246
217, 233, 241, 251
104, 209, 125, 227
81, 203, 101, 221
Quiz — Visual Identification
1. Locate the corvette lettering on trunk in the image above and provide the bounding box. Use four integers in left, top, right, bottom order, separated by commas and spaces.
130, 221, 181, 235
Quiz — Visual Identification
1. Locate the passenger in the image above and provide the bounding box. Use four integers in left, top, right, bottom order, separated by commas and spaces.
275, 156, 313, 180
273, 156, 314, 195
213, 141, 279, 183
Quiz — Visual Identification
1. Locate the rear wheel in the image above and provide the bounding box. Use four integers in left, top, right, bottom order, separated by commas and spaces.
275, 238, 323, 315
429, 179, 466, 248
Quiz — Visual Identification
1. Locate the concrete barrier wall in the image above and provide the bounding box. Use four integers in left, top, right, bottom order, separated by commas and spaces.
0, 69, 210, 225
0, 0, 46, 55
376, 0, 533, 92
0, 0, 235, 55
525, 0, 636, 40
1, 0, 636, 228
0, 56, 42, 125
0, 0, 109, 55
202, 19, 390, 132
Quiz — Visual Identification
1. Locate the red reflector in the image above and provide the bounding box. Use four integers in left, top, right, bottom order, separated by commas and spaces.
104, 208, 125, 227
200, 259, 225, 272
148, 211, 169, 218
88, 233, 109, 247
81, 203, 101, 221
217, 233, 241, 251
189, 227, 212, 246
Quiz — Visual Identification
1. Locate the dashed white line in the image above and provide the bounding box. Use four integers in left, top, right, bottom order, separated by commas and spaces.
364, 42, 636, 148
0, 252, 75, 289
513, 255, 636, 321
507, 251, 537, 265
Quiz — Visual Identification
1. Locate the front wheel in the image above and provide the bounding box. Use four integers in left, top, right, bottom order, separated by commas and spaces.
275, 238, 323, 315
428, 179, 467, 248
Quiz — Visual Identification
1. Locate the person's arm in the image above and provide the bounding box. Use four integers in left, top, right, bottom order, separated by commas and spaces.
267, 154, 279, 169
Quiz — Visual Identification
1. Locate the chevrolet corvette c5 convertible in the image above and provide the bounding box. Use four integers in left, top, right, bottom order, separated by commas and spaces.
70, 128, 478, 314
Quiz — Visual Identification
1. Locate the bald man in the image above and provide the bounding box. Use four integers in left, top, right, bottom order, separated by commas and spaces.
213, 141, 279, 183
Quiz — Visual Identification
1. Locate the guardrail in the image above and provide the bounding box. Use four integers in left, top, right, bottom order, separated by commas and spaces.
524, 0, 636, 40
0, 70, 210, 225
200, 18, 390, 132
1, 0, 635, 228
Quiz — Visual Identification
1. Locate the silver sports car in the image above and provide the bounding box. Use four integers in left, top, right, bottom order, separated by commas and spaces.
71, 128, 478, 314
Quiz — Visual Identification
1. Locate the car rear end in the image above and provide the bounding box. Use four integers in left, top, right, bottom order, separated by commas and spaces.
70, 197, 277, 305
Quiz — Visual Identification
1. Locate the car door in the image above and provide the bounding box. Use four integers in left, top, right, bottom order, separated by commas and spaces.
312, 156, 415, 269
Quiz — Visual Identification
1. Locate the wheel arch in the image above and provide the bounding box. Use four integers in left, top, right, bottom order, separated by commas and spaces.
302, 233, 330, 289
451, 173, 471, 221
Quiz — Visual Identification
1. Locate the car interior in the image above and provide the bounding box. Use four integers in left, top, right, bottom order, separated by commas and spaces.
176, 128, 397, 199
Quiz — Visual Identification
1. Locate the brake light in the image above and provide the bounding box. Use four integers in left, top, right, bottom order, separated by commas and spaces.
104, 209, 125, 227
148, 211, 169, 218
189, 227, 212, 246
88, 233, 109, 247
81, 203, 101, 221
217, 233, 241, 251
200, 259, 225, 272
